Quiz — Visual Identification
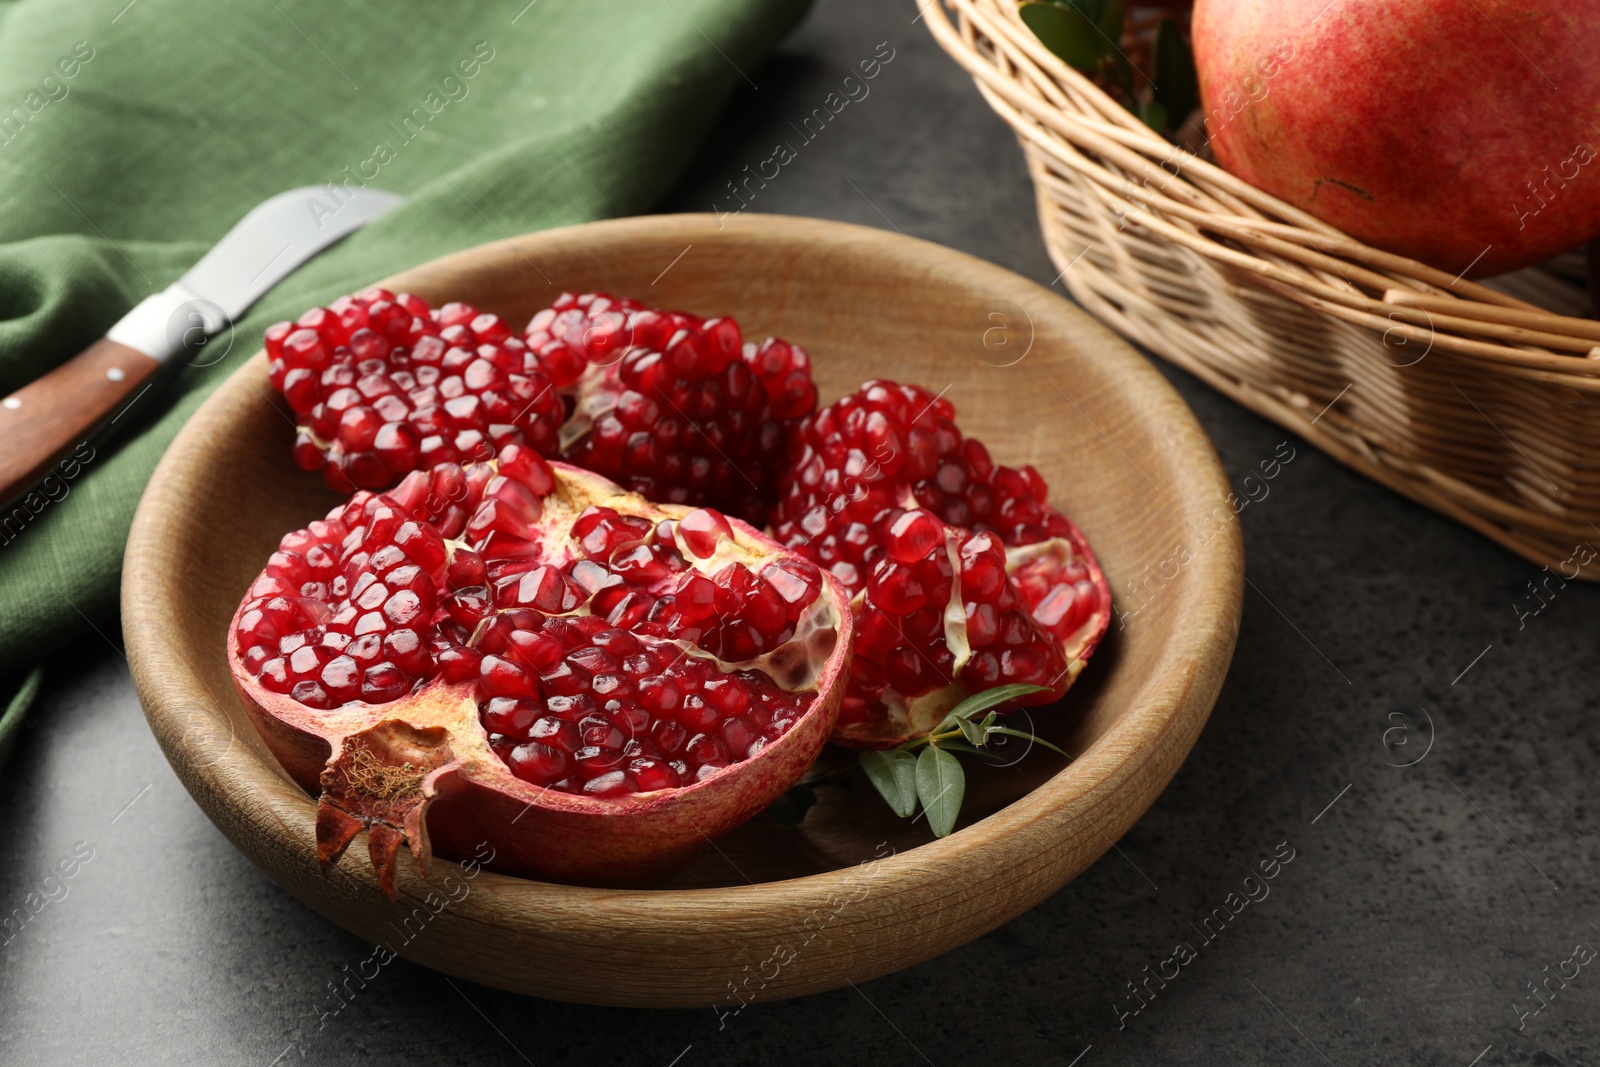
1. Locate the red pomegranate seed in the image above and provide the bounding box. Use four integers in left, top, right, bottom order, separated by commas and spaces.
508, 742, 570, 784
887, 509, 945, 564
677, 508, 732, 559
744, 337, 817, 420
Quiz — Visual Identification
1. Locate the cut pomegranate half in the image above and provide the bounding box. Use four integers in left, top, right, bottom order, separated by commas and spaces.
773, 380, 1111, 747
229, 445, 851, 894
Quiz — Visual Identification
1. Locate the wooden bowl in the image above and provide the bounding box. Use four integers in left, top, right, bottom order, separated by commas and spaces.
123, 213, 1242, 1007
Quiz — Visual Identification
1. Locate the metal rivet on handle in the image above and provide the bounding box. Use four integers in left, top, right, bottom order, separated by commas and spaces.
107, 367, 126, 382
2, 397, 19, 410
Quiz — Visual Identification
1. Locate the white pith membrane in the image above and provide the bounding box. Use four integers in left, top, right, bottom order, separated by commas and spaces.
860, 533, 1086, 741
555, 359, 622, 453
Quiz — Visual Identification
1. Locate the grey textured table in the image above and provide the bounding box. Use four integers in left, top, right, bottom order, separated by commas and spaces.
3, 2, 1597, 1064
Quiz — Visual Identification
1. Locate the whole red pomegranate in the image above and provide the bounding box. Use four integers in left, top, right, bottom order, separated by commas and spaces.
1192, 0, 1600, 277
774, 381, 1111, 747
230, 445, 851, 894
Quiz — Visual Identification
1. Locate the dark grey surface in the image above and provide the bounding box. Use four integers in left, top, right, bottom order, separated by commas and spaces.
3, 1, 1598, 1064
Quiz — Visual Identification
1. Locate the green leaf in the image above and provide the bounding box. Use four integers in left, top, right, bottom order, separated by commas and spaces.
1043, 0, 1122, 38
948, 684, 1051, 722
987, 726, 1072, 757
957, 716, 988, 746
916, 746, 966, 838
860, 749, 919, 818
1135, 99, 1168, 133
1084, 0, 1124, 43
1107, 49, 1136, 96
930, 740, 989, 757
1018, 2, 1103, 70
1054, 0, 1101, 19
767, 782, 817, 827
1151, 17, 1198, 125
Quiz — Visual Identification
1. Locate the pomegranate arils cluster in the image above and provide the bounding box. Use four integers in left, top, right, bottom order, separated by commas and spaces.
774, 380, 1110, 745
265, 288, 565, 492
475, 613, 811, 796
1010, 543, 1105, 643
532, 291, 812, 522
268, 289, 820, 523
949, 531, 1067, 689
743, 337, 818, 420
775, 379, 1074, 585
522, 291, 646, 389
233, 445, 835, 799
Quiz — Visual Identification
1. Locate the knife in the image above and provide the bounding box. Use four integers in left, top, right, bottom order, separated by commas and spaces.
0, 186, 402, 505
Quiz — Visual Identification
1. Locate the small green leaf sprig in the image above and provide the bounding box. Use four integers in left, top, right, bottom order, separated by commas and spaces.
1017, 1, 1198, 138
768, 684, 1068, 839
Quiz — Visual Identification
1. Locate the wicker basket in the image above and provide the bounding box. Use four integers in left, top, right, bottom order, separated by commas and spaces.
925, 0, 1600, 576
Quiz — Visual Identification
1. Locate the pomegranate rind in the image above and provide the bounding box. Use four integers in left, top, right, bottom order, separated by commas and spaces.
229, 461, 852, 893
827, 514, 1110, 749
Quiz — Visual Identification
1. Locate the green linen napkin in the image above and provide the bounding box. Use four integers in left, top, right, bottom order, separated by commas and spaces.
0, 0, 811, 753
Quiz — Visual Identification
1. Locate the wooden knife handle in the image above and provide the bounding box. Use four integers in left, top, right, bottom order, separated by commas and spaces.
0, 339, 162, 504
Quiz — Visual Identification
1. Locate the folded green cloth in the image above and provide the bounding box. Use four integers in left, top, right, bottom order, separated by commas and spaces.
0, 0, 811, 752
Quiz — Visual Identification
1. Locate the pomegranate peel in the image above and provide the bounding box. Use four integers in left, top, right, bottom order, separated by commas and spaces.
230, 451, 852, 895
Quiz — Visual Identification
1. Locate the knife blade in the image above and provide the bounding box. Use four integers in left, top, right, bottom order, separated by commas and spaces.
0, 186, 402, 509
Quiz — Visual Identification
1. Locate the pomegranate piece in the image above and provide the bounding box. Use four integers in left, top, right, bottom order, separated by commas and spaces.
773, 380, 1111, 747
525, 291, 816, 522
230, 447, 852, 894
265, 289, 566, 493
265, 290, 821, 524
